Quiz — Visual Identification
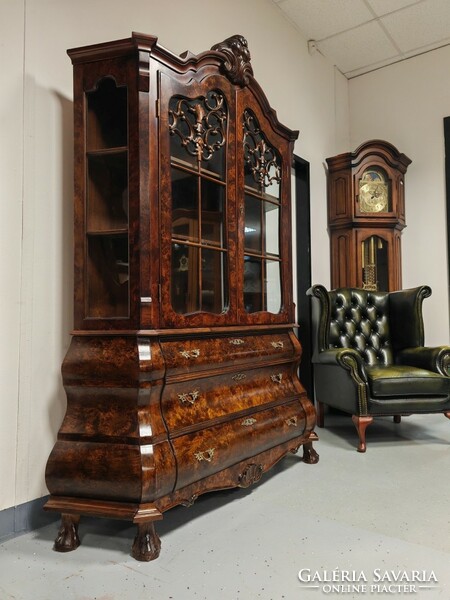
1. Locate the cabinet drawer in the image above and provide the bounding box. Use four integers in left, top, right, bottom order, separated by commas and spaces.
171, 400, 305, 490
162, 363, 297, 433
160, 332, 294, 377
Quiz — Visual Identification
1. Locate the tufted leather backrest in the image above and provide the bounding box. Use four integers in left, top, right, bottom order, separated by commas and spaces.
328, 288, 393, 366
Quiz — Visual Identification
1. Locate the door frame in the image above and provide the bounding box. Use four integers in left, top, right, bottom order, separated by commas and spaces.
293, 154, 314, 401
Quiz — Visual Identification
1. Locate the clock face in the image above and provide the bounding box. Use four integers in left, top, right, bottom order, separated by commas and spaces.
359, 168, 389, 213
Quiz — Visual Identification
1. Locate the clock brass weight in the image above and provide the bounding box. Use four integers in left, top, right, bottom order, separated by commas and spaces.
326, 140, 411, 292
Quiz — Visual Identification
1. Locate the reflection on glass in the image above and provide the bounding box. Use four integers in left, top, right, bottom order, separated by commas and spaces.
266, 260, 281, 313
202, 249, 227, 313
244, 256, 263, 313
265, 176, 280, 200
171, 243, 200, 314
264, 202, 279, 256
171, 168, 199, 242
244, 195, 262, 252
201, 180, 224, 246
87, 234, 129, 317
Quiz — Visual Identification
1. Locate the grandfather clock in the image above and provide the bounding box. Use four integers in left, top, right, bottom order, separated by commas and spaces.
326, 140, 411, 291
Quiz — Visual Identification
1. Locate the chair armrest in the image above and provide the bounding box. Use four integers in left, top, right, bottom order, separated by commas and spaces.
315, 348, 368, 382
396, 346, 450, 376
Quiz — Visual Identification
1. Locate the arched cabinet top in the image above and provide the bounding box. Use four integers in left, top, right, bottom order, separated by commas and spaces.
68, 32, 298, 143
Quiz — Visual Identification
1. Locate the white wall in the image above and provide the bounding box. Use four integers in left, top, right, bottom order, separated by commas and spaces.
0, 0, 24, 510
0, 0, 348, 510
349, 47, 450, 346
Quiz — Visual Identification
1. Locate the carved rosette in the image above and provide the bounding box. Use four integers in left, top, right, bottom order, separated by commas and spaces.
211, 35, 254, 86
238, 463, 263, 488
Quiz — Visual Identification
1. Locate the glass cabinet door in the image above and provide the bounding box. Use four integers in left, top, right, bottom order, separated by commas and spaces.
85, 77, 130, 319
242, 109, 282, 315
163, 85, 232, 321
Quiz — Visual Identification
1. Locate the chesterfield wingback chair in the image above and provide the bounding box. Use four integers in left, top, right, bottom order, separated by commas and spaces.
307, 285, 450, 452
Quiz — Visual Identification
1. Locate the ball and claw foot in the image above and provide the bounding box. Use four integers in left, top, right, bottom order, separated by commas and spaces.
132, 522, 161, 561
302, 440, 319, 464
54, 514, 81, 552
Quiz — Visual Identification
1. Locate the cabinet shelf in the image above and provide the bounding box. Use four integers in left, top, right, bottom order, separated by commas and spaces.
87, 228, 129, 236
87, 147, 128, 157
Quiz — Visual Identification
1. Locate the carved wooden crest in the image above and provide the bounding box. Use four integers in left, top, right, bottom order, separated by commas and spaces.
211, 35, 254, 86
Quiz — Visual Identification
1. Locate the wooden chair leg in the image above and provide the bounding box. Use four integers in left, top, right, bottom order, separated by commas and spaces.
316, 399, 324, 427
351, 415, 374, 453
393, 415, 401, 424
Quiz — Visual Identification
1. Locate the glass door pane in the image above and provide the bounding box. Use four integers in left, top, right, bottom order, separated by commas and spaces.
244, 256, 263, 313
242, 109, 282, 314
168, 89, 229, 317
264, 201, 279, 256
85, 77, 129, 319
172, 243, 200, 314
361, 235, 389, 292
265, 260, 281, 313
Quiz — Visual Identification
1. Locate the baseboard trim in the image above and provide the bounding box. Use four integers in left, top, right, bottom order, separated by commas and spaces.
0, 496, 58, 542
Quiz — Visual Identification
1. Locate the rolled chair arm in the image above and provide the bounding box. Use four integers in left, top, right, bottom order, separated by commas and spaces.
396, 346, 450, 376
315, 348, 369, 381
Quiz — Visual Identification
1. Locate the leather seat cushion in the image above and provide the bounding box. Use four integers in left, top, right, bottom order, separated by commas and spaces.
367, 365, 450, 398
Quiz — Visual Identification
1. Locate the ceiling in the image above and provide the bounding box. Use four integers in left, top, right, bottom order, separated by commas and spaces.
271, 0, 450, 78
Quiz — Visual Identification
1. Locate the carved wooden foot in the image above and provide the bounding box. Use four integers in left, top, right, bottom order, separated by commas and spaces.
352, 415, 374, 453
302, 431, 319, 464
131, 522, 161, 562
393, 415, 401, 424
302, 440, 319, 464
54, 513, 80, 552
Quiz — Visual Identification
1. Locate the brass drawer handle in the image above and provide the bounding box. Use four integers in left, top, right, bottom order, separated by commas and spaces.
232, 373, 247, 382
194, 448, 215, 463
271, 373, 283, 384
285, 416, 298, 427
271, 341, 284, 349
178, 390, 200, 405
180, 349, 200, 359
241, 417, 257, 426
229, 338, 245, 345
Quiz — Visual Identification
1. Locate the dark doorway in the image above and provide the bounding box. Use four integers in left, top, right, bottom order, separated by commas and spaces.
293, 154, 314, 401
443, 117, 450, 316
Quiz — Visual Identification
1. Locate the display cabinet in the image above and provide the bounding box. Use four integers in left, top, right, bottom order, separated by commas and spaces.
44, 32, 318, 561
326, 140, 411, 291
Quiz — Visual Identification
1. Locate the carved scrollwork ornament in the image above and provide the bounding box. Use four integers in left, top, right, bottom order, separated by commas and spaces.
238, 463, 263, 488
211, 35, 254, 86
169, 91, 227, 163
243, 109, 281, 190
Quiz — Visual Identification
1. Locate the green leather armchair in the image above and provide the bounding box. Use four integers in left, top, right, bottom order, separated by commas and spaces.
307, 284, 450, 452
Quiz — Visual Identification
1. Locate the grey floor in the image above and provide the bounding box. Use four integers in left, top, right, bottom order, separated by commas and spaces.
1, 412, 450, 600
